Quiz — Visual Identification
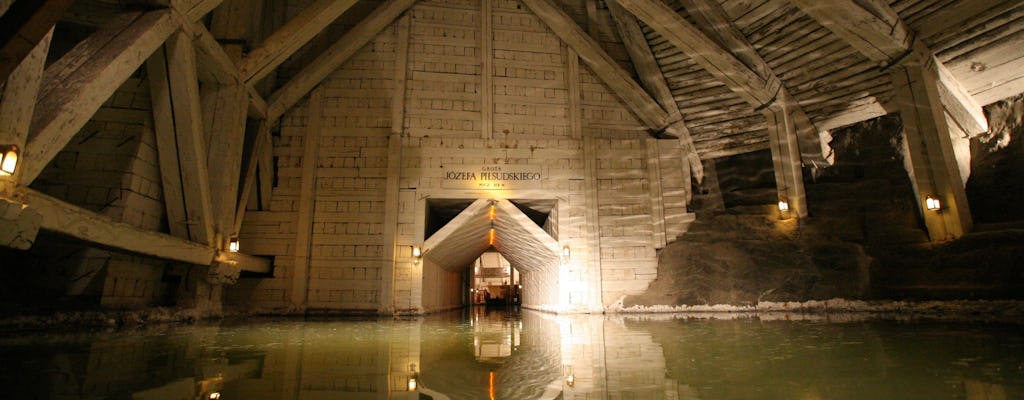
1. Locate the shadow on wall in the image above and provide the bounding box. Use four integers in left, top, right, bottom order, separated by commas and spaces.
627, 96, 1024, 307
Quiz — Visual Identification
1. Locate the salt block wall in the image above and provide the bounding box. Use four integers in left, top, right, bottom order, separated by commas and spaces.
24, 75, 171, 308
232, 0, 691, 313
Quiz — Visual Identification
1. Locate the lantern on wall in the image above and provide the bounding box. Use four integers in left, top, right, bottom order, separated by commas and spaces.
777, 199, 790, 212
0, 145, 18, 176
925, 195, 941, 211
228, 238, 240, 252
412, 245, 422, 263
561, 245, 571, 264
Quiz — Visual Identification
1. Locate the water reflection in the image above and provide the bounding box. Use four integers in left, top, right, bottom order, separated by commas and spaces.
0, 309, 1021, 399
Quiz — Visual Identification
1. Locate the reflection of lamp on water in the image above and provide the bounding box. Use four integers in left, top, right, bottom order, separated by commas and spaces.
408, 363, 418, 392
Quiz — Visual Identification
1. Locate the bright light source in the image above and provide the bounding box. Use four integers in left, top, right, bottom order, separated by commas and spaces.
209, 393, 221, 400
407, 377, 417, 392
228, 238, 239, 253
925, 195, 941, 211
777, 200, 789, 212
489, 228, 495, 246
411, 245, 421, 257
489, 205, 496, 220
0, 145, 18, 176
566, 374, 575, 387
561, 245, 571, 264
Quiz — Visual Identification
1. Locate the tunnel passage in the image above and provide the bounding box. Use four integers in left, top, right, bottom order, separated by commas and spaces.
421, 199, 562, 310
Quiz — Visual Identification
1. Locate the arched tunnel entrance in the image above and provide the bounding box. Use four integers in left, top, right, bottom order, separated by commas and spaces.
419, 198, 567, 312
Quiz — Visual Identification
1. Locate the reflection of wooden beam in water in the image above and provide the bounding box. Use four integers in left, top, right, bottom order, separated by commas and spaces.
131, 377, 195, 400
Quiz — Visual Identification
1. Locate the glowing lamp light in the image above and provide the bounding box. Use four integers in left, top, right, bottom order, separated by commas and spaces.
489, 228, 495, 246
777, 199, 789, 212
228, 238, 240, 253
407, 377, 418, 392
209, 393, 221, 400
0, 145, 18, 176
561, 245, 571, 264
489, 204, 496, 221
566, 374, 575, 387
925, 195, 941, 211
412, 245, 422, 263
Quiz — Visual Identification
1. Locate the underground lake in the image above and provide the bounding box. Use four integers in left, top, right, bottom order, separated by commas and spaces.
0, 307, 1021, 400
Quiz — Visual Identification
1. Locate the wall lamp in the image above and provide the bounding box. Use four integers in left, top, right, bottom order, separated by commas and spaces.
0, 145, 19, 176
411, 245, 422, 263
925, 195, 942, 211
228, 237, 240, 253
561, 245, 570, 264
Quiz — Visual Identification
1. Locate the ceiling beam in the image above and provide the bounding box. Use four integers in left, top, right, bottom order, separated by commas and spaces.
606, 0, 702, 181
174, 14, 268, 119
21, 10, 179, 185
789, 0, 988, 136
15, 187, 270, 273
520, 0, 669, 131
0, 0, 74, 81
267, 0, 419, 121
612, 0, 828, 165
240, 0, 360, 85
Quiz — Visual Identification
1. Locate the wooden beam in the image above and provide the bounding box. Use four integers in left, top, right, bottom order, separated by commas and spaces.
203, 0, 253, 246
0, 27, 51, 180
520, 0, 668, 130
606, 0, 702, 182
146, 39, 187, 239
0, 197, 41, 250
0, 0, 73, 81
16, 187, 270, 272
764, 93, 809, 218
613, 0, 827, 165
267, 0, 419, 121
788, 0, 988, 136
240, 0, 359, 85
233, 122, 271, 235
256, 129, 273, 210
21, 10, 178, 185
145, 32, 216, 245
291, 86, 325, 309
20, 187, 216, 265
175, 15, 269, 119
891, 63, 972, 240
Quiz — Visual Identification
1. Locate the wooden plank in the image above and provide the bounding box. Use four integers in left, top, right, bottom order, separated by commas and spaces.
0, 27, 50, 173
241, 0, 360, 84
21, 10, 178, 185
20, 187, 217, 266
481, 0, 493, 139
521, 0, 668, 130
0, 0, 73, 81
267, 0, 420, 121
763, 95, 808, 218
292, 87, 325, 309
158, 32, 216, 245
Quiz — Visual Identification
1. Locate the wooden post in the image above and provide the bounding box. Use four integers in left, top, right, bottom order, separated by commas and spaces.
891, 61, 972, 240
763, 96, 808, 219
380, 15, 410, 314
292, 87, 325, 310
0, 28, 50, 192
